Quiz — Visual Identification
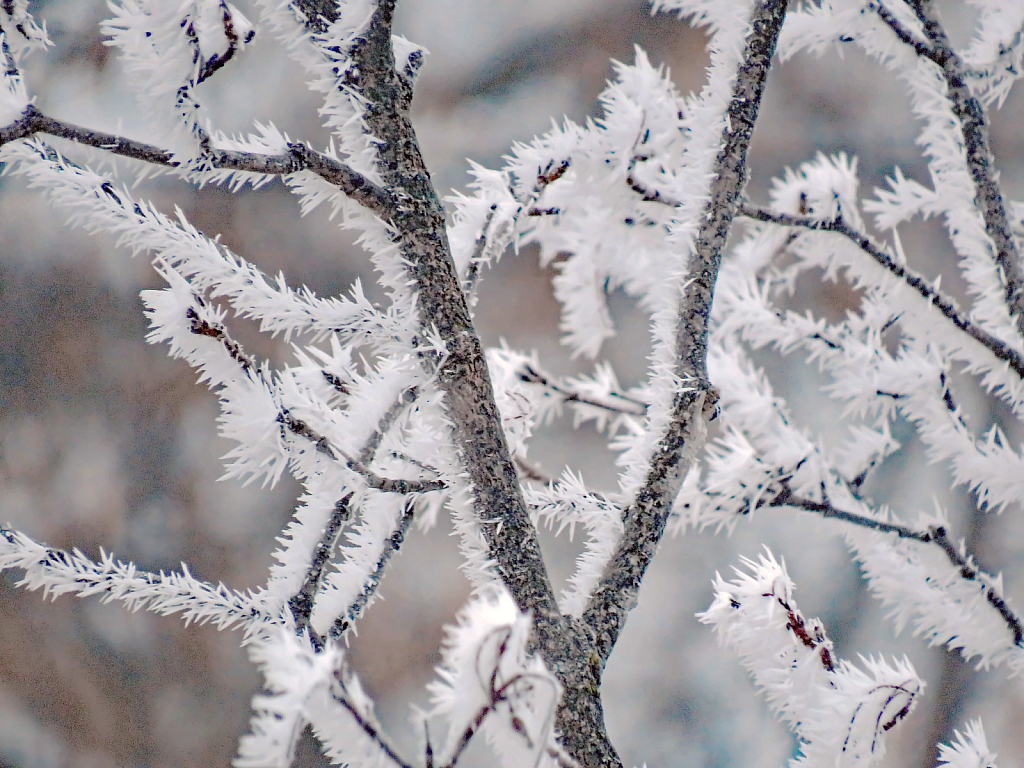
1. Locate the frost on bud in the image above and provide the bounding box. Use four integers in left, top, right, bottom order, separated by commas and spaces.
699, 549, 923, 768
429, 586, 562, 768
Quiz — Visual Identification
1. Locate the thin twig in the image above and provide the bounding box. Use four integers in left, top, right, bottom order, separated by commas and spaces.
328, 500, 415, 639
289, 495, 353, 651
736, 202, 1024, 380
188, 306, 443, 494
625, 155, 682, 208
278, 411, 446, 494
519, 364, 647, 416
357, 386, 419, 465
771, 483, 1024, 647
183, 0, 255, 85
872, 0, 1024, 338
463, 209, 495, 305
329, 671, 415, 768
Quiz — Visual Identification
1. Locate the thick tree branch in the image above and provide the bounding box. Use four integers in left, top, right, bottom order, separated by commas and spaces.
874, 0, 1024, 338
334, 5, 621, 764
581, 0, 789, 665
736, 203, 1024, 380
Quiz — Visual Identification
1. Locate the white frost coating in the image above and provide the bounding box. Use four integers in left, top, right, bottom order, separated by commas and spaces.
936, 720, 998, 768
103, 0, 255, 170
0, 33, 30, 126
0, 528, 272, 634
700, 551, 923, 768
961, 0, 1024, 108
429, 586, 562, 768
0, 1, 51, 59
239, 628, 388, 768
846, 524, 1024, 676
527, 472, 624, 617
784, 2, 1022, 357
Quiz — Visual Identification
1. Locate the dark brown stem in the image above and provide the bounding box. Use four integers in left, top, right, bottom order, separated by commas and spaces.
0, 108, 395, 216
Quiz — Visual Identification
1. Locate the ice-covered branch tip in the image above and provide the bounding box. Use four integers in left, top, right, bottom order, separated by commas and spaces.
0, 527, 274, 632
736, 202, 1024, 380
0, 108, 395, 215
701, 551, 922, 768
872, 1, 1024, 337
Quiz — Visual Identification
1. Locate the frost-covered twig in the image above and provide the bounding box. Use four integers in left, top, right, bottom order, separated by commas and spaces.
279, 411, 446, 495
736, 201, 1024, 379
873, 1, 1024, 336
518, 364, 647, 417
700, 551, 922, 768
327, 668, 415, 768
0, 527, 276, 632
328, 500, 415, 639
289, 495, 353, 651
0, 108, 396, 215
357, 386, 419, 465
770, 483, 1024, 648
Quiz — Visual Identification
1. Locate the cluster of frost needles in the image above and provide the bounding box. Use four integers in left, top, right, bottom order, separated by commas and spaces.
1, 0, 1023, 766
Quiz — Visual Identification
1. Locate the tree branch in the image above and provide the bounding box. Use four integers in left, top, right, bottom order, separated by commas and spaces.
736, 202, 1024, 380
357, 386, 419, 465
278, 411, 445, 495
331, 6, 621, 763
518, 364, 647, 417
289, 494, 353, 651
771, 482, 1024, 648
873, 0, 1024, 338
327, 500, 415, 639
328, 668, 415, 768
0, 108, 396, 216
582, 0, 789, 665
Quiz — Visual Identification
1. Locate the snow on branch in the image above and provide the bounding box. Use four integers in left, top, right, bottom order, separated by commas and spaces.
700, 550, 922, 768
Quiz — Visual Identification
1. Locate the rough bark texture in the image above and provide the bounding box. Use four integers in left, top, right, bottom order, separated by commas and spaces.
338, 3, 619, 766
582, 0, 789, 665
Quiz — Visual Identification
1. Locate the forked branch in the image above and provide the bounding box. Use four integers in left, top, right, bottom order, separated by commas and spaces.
872, 0, 1024, 337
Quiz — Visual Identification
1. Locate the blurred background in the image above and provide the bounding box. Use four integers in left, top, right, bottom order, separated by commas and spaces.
1, 1, 1023, 767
